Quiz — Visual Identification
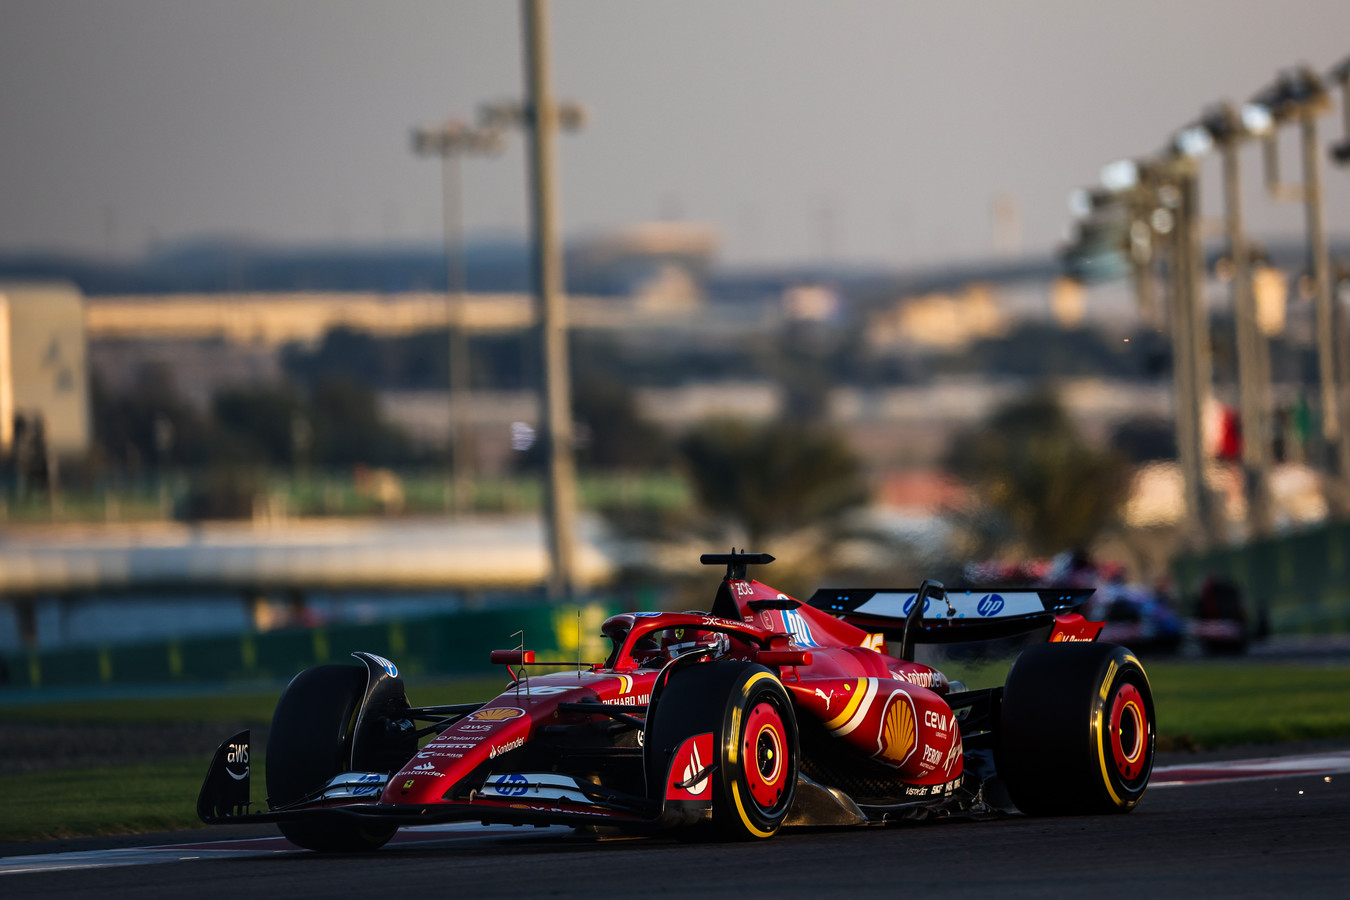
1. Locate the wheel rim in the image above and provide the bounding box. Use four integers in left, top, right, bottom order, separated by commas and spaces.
743, 699, 788, 809
1108, 682, 1148, 781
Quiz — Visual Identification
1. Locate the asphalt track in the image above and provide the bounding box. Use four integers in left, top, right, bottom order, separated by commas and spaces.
3, 749, 1349, 899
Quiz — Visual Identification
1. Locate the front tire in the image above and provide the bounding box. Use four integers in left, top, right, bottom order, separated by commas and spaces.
646, 661, 799, 840
267, 664, 397, 851
997, 642, 1154, 815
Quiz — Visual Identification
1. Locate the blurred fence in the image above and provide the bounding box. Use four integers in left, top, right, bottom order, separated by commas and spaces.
1172, 521, 1350, 634
0, 600, 619, 692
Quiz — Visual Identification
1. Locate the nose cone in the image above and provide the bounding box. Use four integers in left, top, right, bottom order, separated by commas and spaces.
383, 704, 531, 805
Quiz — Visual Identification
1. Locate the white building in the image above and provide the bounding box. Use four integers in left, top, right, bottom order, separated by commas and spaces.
0, 281, 91, 458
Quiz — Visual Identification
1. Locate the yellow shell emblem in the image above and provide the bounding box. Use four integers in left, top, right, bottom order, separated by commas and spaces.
880, 697, 916, 764
468, 707, 525, 722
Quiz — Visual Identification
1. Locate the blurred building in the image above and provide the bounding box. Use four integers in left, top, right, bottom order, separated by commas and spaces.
0, 281, 90, 460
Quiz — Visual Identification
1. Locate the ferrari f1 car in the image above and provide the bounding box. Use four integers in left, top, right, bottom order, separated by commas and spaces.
199, 552, 1155, 848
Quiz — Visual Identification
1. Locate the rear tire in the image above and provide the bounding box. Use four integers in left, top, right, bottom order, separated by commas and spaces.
267, 664, 397, 851
646, 661, 798, 840
997, 642, 1154, 816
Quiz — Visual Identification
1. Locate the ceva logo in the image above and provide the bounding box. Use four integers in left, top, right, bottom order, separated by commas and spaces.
977, 594, 1005, 617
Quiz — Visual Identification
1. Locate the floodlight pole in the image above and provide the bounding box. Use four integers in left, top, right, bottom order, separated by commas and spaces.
1168, 167, 1216, 548
1256, 67, 1350, 510
412, 121, 503, 513
1300, 103, 1350, 485
1212, 105, 1275, 537
522, 0, 579, 600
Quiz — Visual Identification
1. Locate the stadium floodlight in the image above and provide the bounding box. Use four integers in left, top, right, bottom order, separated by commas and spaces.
1067, 188, 1092, 218
1173, 124, 1214, 159
1329, 56, 1350, 166
1100, 159, 1140, 193
1239, 103, 1275, 137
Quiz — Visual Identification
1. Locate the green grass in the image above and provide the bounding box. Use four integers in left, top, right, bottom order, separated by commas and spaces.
1148, 660, 1350, 748
0, 759, 242, 842
0, 677, 507, 725
3, 663, 1350, 843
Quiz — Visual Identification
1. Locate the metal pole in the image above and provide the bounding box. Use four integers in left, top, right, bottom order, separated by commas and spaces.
1220, 129, 1274, 537
441, 152, 474, 513
522, 0, 579, 599
1171, 168, 1215, 550
1167, 172, 1208, 548
1301, 108, 1350, 499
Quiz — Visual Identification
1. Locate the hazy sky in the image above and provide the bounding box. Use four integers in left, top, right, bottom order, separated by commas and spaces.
3, 0, 1350, 268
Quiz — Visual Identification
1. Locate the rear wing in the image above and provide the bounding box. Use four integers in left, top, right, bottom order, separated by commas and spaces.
807, 581, 1096, 657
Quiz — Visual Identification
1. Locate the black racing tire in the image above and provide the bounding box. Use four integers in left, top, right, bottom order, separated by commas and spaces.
997, 642, 1154, 816
267, 664, 397, 852
646, 661, 799, 840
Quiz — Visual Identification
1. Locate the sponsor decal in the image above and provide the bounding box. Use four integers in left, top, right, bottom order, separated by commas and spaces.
666, 733, 715, 800
354, 773, 383, 783
893, 669, 940, 689
516, 685, 574, 696
922, 745, 944, 766
824, 678, 875, 737
734, 582, 754, 596
413, 761, 437, 772
489, 773, 531, 797
901, 777, 962, 798
1100, 660, 1119, 701
633, 612, 663, 617
225, 742, 249, 781
588, 673, 633, 694
429, 742, 479, 750
901, 595, 931, 616
468, 707, 526, 722
760, 612, 774, 630
924, 709, 953, 734
403, 779, 416, 789
976, 594, 1005, 617
364, 653, 399, 678
489, 737, 525, 759
814, 686, 837, 707
350, 785, 382, 797
782, 610, 819, 648
417, 748, 469, 759
1051, 633, 1092, 642
878, 693, 918, 765
457, 723, 493, 732
682, 740, 710, 796
944, 734, 964, 775
862, 633, 885, 651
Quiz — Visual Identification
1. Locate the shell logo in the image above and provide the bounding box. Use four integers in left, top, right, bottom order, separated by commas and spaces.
467, 707, 526, 722
879, 695, 917, 765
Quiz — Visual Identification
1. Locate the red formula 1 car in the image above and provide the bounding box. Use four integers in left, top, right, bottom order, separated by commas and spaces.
199, 552, 1155, 848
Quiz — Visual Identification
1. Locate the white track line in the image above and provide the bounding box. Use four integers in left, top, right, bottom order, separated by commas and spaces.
1150, 750, 1350, 788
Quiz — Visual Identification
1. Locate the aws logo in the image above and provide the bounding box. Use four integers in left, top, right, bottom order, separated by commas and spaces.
225, 742, 249, 781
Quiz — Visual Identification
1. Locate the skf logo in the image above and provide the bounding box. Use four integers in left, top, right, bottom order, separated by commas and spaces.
468, 707, 526, 722
879, 695, 917, 765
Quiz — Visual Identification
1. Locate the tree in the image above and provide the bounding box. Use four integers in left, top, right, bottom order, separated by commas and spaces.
943, 388, 1131, 557
212, 384, 307, 466
91, 363, 211, 471
679, 419, 870, 548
